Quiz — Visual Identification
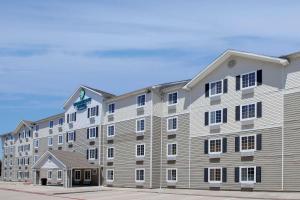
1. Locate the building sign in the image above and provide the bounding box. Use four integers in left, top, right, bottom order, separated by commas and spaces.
73, 88, 91, 111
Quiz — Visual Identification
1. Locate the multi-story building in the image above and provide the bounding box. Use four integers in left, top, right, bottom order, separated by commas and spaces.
1, 50, 300, 191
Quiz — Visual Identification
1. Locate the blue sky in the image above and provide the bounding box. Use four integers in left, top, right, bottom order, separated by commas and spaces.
1, 0, 300, 136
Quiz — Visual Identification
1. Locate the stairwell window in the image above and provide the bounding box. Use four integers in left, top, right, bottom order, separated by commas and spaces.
136, 119, 145, 132
168, 92, 178, 105
209, 139, 222, 154
241, 104, 256, 120
240, 135, 256, 152
242, 71, 256, 89
210, 80, 222, 96
137, 94, 146, 107
209, 167, 222, 183
210, 110, 222, 125
240, 167, 256, 183
135, 169, 145, 182
167, 117, 178, 131
166, 168, 177, 182
107, 169, 114, 182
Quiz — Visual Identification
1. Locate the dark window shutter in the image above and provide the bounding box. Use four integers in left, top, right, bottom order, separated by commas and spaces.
205, 83, 209, 97
204, 112, 209, 126
235, 137, 240, 152
236, 75, 241, 91
96, 105, 99, 116
87, 108, 90, 118
74, 112, 77, 121
87, 129, 89, 139
204, 140, 208, 154
257, 102, 262, 118
67, 114, 69, 123
204, 168, 208, 182
28, 130, 31, 137
235, 167, 240, 183
235, 106, 240, 121
256, 134, 262, 150
74, 131, 76, 141
86, 149, 89, 160
95, 148, 98, 159
222, 138, 227, 153
257, 70, 262, 86
223, 79, 228, 93
222, 168, 227, 183
66, 133, 68, 143
96, 127, 99, 138
223, 108, 227, 123
256, 166, 261, 183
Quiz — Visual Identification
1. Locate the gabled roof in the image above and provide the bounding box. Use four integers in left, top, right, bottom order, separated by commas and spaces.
183, 50, 289, 89
12, 120, 33, 135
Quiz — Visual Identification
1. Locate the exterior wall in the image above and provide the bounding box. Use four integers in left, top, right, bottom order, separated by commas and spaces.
1, 135, 15, 181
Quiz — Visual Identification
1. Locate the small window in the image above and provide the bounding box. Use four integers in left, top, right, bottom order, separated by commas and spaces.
137, 94, 146, 107
58, 134, 63, 145
210, 110, 222, 125
90, 106, 97, 117
89, 148, 96, 160
49, 121, 54, 128
108, 103, 115, 114
89, 127, 97, 139
67, 132, 75, 142
69, 112, 76, 122
48, 170, 52, 179
167, 117, 178, 131
107, 125, 115, 137
167, 168, 177, 182
107, 147, 114, 159
136, 119, 145, 132
168, 92, 178, 105
84, 170, 91, 181
107, 170, 114, 182
57, 170, 62, 180
167, 143, 177, 156
240, 167, 256, 183
210, 80, 222, 96
35, 125, 39, 132
34, 139, 39, 148
241, 104, 256, 120
136, 169, 145, 182
209, 139, 222, 154
58, 118, 64, 126
240, 135, 256, 152
48, 137, 53, 146
34, 156, 39, 163
209, 168, 222, 183
242, 71, 256, 89
74, 170, 81, 181
136, 144, 145, 157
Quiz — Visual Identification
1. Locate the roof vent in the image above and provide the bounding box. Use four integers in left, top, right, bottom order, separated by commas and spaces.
228, 59, 236, 68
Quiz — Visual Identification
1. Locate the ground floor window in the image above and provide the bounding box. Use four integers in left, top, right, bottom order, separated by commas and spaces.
209, 168, 222, 183
84, 170, 91, 181
47, 170, 52, 179
74, 170, 81, 181
135, 169, 145, 182
240, 167, 256, 183
57, 170, 62, 180
166, 168, 177, 182
107, 169, 114, 182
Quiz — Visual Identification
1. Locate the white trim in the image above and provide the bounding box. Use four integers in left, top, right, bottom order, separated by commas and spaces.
136, 118, 145, 133
136, 93, 146, 108
167, 116, 178, 132
107, 147, 114, 160
208, 167, 222, 184
106, 169, 114, 182
88, 126, 97, 140
240, 134, 256, 152
135, 168, 145, 182
74, 170, 81, 181
136, 144, 145, 158
208, 138, 223, 154
241, 71, 257, 90
166, 168, 177, 183
167, 91, 178, 106
167, 143, 177, 157
57, 170, 62, 180
67, 131, 75, 143
84, 170, 92, 181
239, 166, 256, 184
209, 79, 223, 97
240, 103, 256, 121
209, 109, 223, 125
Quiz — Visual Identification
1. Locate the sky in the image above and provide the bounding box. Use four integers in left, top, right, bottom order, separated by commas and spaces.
0, 0, 300, 138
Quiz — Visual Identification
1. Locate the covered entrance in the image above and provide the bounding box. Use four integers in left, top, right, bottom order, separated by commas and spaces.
32, 150, 100, 188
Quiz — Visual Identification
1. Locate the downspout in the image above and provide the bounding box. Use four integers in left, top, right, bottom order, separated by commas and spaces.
188, 88, 191, 188
150, 91, 153, 188
159, 93, 163, 190
281, 63, 286, 191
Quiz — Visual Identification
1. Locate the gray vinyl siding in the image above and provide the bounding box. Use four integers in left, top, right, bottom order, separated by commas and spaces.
151, 116, 162, 188
190, 127, 282, 191
283, 92, 300, 191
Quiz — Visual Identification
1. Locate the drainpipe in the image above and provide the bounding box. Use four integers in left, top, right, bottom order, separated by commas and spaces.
150, 90, 153, 188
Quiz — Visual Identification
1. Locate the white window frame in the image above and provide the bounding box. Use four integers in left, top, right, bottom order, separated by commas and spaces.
209, 109, 223, 125
108, 103, 115, 114
34, 139, 39, 149
74, 170, 81, 181
239, 166, 256, 184
135, 168, 145, 182
168, 91, 178, 106
208, 167, 222, 184
167, 143, 177, 157
209, 80, 223, 97
106, 169, 114, 182
136, 118, 145, 133
241, 71, 257, 90
167, 116, 178, 132
107, 147, 114, 160
240, 134, 256, 153
58, 134, 63, 145
57, 170, 62, 180
89, 127, 97, 139
107, 125, 115, 137
49, 121, 54, 129
136, 144, 145, 158
208, 138, 223, 154
89, 148, 96, 160
48, 137, 53, 147
89, 106, 97, 117
166, 168, 177, 183
137, 94, 146, 108
84, 170, 91, 181
67, 131, 75, 143
240, 103, 256, 121
47, 170, 52, 180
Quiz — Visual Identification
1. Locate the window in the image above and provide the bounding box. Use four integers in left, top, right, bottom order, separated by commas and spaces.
49, 121, 54, 128
35, 125, 39, 132
59, 118, 64, 126
34, 155, 39, 163
10, 159, 13, 166
136, 144, 145, 157
209, 139, 222, 154
240, 167, 256, 183
167, 117, 178, 131
67, 132, 75, 142
89, 148, 96, 160
57, 170, 62, 180
89, 106, 98, 117
74, 170, 81, 181
107, 170, 114, 182
210, 80, 222, 96
209, 168, 222, 183
167, 168, 177, 182
107, 147, 114, 159
242, 71, 256, 89
210, 110, 222, 125
107, 125, 115, 137
25, 157, 29, 165
34, 139, 39, 148
25, 130, 30, 138
241, 104, 256, 120
69, 112, 76, 122
241, 135, 256, 152
136, 169, 145, 182
10, 146, 14, 154
108, 103, 115, 114
48, 170, 52, 179
58, 134, 63, 145
89, 127, 97, 139
84, 170, 91, 181
167, 143, 177, 156
137, 94, 146, 107
136, 119, 145, 132
168, 92, 178, 105
48, 137, 53, 146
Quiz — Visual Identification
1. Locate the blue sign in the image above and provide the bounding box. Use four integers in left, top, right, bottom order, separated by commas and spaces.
73, 98, 91, 111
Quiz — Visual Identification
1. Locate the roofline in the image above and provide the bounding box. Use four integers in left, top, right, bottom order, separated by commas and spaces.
33, 113, 64, 124
11, 120, 33, 135
31, 151, 67, 170
183, 50, 289, 89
